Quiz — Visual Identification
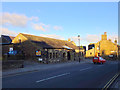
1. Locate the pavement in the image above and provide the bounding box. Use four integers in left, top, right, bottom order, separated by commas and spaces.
112, 76, 120, 89
110, 61, 120, 89
110, 66, 120, 89
2, 59, 92, 77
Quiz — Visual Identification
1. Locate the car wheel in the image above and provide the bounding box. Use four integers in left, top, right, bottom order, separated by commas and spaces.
101, 62, 103, 64
94, 62, 96, 64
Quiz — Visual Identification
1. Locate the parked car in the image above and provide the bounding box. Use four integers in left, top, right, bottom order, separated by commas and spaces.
93, 57, 106, 64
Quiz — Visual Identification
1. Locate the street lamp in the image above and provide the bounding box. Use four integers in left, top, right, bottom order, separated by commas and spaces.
78, 35, 80, 62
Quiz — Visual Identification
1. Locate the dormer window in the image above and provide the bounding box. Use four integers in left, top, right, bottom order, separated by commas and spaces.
19, 38, 21, 43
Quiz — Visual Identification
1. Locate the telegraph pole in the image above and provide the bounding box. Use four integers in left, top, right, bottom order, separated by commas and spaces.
78, 35, 80, 62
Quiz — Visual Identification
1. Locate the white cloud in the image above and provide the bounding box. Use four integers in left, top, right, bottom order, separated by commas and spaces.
0, 12, 63, 33
0, 12, 39, 27
32, 23, 50, 32
1, 27, 18, 36
29, 16, 39, 22
85, 34, 100, 43
40, 34, 65, 40
71, 36, 83, 42
84, 34, 118, 43
70, 34, 119, 46
53, 26, 63, 30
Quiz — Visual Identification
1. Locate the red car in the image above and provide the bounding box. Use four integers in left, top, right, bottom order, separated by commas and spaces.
93, 57, 106, 64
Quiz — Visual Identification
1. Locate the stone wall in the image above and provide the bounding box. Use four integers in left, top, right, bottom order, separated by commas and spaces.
2, 45, 11, 55
35, 49, 78, 63
85, 48, 95, 57
2, 60, 24, 70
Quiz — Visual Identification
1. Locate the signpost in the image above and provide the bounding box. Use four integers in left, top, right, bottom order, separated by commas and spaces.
36, 50, 42, 62
36, 50, 41, 56
9, 47, 13, 52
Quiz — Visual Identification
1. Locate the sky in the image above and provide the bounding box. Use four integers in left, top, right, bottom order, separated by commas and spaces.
1, 2, 118, 49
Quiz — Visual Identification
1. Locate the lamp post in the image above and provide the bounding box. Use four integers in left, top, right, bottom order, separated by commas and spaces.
99, 42, 100, 56
78, 35, 80, 62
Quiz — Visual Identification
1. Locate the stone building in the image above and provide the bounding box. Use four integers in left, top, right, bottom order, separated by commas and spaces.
75, 46, 86, 56
1, 35, 15, 44
118, 45, 120, 57
0, 35, 15, 54
11, 33, 79, 62
86, 32, 118, 57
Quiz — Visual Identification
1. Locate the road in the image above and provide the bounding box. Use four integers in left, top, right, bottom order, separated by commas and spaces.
2, 60, 119, 88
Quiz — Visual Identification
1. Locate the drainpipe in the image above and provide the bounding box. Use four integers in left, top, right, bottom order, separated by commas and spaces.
99, 42, 100, 56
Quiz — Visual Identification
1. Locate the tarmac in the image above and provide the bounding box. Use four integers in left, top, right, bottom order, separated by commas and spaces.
2, 59, 120, 89
2, 59, 92, 77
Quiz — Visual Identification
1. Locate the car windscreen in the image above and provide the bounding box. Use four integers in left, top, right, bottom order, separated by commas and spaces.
99, 57, 104, 60
94, 57, 98, 59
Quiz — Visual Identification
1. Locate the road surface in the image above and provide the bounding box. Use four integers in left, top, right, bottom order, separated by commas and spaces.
2, 60, 118, 88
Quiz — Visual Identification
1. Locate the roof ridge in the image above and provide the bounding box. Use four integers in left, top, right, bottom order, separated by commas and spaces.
1, 34, 15, 38
20, 33, 68, 42
18, 33, 78, 49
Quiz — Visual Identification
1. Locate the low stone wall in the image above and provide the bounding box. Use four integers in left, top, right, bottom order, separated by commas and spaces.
85, 57, 94, 59
2, 60, 24, 70
2, 55, 24, 60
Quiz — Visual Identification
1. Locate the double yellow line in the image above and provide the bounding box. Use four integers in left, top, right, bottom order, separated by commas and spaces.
102, 73, 120, 90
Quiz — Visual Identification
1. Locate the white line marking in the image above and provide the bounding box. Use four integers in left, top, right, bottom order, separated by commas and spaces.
36, 73, 70, 83
80, 67, 92, 71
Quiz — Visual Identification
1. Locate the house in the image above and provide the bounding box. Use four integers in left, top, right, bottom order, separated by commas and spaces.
0, 35, 15, 44
86, 32, 118, 58
0, 35, 15, 55
11, 33, 80, 62
75, 46, 86, 56
118, 45, 120, 57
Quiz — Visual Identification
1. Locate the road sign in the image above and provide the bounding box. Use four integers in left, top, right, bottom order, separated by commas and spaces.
36, 51, 41, 56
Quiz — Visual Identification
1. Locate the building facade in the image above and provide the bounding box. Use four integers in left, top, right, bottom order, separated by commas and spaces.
86, 32, 118, 58
75, 46, 86, 56
1, 35, 15, 55
10, 33, 81, 62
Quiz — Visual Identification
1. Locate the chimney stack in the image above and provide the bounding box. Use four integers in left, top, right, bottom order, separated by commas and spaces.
114, 38, 117, 44
68, 38, 71, 42
101, 32, 107, 40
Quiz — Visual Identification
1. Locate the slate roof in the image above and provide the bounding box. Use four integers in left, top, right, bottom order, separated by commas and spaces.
1, 35, 15, 44
20, 33, 78, 49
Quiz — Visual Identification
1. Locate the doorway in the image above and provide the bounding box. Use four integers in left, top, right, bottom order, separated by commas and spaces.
67, 51, 71, 60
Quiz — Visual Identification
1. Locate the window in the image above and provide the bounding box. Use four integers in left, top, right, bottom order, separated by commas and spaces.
50, 53, 52, 59
102, 50, 105, 55
94, 57, 98, 60
19, 39, 21, 43
90, 52, 92, 55
63, 53, 66, 58
53, 53, 55, 58
56, 53, 58, 58
81, 52, 83, 56
79, 52, 81, 56
99, 57, 103, 60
